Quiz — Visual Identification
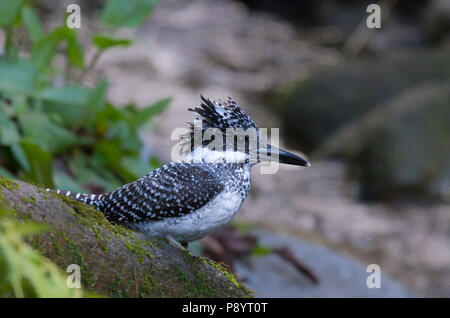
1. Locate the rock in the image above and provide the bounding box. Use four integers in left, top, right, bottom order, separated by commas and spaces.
234, 0, 331, 26
317, 83, 450, 201
423, 0, 450, 44
0, 176, 252, 297
234, 229, 414, 297
277, 49, 450, 151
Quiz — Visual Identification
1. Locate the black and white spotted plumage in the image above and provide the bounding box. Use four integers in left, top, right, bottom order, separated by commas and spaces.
50, 161, 245, 219
48, 162, 250, 242
46, 96, 258, 243
189, 95, 258, 132
94, 162, 225, 223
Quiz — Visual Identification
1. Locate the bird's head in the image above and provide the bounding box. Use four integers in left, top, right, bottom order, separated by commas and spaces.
181, 95, 310, 167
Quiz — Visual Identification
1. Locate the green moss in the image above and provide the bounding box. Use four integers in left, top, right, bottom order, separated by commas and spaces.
182, 246, 194, 262
201, 257, 252, 296
58, 196, 155, 265
139, 273, 157, 297
174, 265, 218, 297
109, 274, 126, 298
60, 230, 84, 266
21, 196, 37, 204
192, 269, 218, 297
29, 235, 41, 251
124, 239, 154, 264
58, 229, 97, 291
52, 240, 62, 256
175, 267, 193, 296
84, 269, 97, 290
0, 176, 20, 191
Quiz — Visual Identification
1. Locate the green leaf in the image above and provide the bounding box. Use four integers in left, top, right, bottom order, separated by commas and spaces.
93, 103, 124, 136
19, 140, 54, 187
64, 29, 84, 68
94, 140, 122, 166
5, 37, 19, 60
18, 111, 78, 154
135, 97, 171, 126
0, 59, 37, 95
105, 121, 141, 152
120, 156, 152, 180
71, 154, 121, 192
149, 156, 161, 169
100, 0, 159, 28
86, 79, 108, 113
10, 221, 49, 237
37, 84, 91, 106
0, 119, 20, 145
37, 84, 92, 123
10, 143, 29, 171
0, 0, 26, 27
21, 5, 44, 43
31, 26, 84, 68
0, 106, 20, 146
53, 171, 85, 194
31, 32, 60, 67
92, 35, 132, 50
251, 243, 272, 256
0, 205, 83, 297
70, 79, 109, 130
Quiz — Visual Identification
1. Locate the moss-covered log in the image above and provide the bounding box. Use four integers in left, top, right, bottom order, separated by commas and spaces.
0, 176, 252, 297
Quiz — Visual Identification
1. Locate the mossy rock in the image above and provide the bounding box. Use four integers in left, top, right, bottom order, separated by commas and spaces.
0, 177, 252, 297
277, 49, 450, 151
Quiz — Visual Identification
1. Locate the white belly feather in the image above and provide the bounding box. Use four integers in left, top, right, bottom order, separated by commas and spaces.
133, 191, 244, 242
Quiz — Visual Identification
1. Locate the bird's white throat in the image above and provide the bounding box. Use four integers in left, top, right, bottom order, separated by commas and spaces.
184, 147, 247, 164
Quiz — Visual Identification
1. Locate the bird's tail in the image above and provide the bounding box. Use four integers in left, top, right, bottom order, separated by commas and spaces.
46, 188, 104, 210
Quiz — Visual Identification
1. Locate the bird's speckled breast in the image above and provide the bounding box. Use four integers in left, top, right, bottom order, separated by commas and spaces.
133, 164, 251, 242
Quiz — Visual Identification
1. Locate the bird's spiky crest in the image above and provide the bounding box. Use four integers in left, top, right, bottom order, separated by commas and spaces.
188, 95, 258, 132
177, 95, 263, 158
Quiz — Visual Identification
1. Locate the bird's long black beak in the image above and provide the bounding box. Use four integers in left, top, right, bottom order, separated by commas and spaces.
260, 145, 311, 167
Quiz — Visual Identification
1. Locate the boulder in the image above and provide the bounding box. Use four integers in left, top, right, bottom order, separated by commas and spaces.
277, 49, 450, 151
0, 176, 252, 297
316, 83, 450, 200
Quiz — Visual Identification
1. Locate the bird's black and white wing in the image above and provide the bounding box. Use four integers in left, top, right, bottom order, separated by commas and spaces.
98, 162, 224, 224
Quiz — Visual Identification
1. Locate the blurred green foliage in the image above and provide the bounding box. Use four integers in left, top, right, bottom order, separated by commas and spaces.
0, 204, 83, 297
0, 0, 169, 193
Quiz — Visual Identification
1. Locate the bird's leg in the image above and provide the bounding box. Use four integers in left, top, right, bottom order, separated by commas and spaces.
166, 235, 188, 251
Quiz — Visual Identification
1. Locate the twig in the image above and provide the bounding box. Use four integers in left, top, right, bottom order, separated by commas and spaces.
133, 267, 139, 297
77, 49, 102, 83
273, 247, 319, 285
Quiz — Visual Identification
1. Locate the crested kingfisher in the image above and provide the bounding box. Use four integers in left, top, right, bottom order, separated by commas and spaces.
47, 96, 310, 247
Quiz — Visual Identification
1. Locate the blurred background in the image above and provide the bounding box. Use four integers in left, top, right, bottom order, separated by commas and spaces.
0, 0, 449, 297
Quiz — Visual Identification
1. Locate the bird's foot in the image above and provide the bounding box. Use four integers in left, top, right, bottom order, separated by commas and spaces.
166, 236, 189, 251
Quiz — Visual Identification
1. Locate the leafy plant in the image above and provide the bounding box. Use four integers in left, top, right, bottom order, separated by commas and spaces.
0, 204, 83, 297
0, 0, 169, 193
